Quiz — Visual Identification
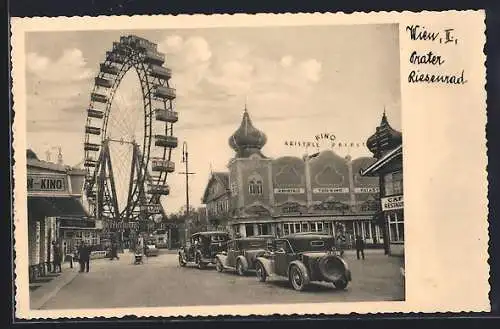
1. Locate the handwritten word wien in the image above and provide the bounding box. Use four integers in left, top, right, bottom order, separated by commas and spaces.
406, 25, 467, 85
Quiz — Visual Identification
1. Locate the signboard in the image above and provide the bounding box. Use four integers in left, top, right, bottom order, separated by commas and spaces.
313, 187, 349, 194
273, 188, 305, 194
140, 204, 162, 214
354, 187, 380, 193
28, 174, 67, 193
381, 195, 404, 211
59, 217, 96, 229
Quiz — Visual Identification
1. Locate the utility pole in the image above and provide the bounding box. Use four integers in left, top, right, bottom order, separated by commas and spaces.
179, 142, 196, 243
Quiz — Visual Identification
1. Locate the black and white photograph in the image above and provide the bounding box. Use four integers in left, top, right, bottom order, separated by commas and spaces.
11, 12, 489, 318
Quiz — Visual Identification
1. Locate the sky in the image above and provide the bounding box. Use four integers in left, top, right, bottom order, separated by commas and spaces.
25, 24, 402, 215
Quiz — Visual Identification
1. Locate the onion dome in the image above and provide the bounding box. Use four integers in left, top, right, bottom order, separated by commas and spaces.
366, 111, 402, 158
229, 108, 267, 158
26, 149, 39, 160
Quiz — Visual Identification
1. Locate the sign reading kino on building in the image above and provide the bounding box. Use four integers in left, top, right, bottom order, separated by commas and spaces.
27, 174, 67, 193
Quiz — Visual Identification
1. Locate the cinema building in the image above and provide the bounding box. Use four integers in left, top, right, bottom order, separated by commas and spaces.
26, 149, 100, 282
202, 109, 384, 247
360, 113, 404, 256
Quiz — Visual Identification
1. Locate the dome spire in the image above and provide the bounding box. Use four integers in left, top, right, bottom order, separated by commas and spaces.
366, 109, 402, 158
229, 104, 267, 158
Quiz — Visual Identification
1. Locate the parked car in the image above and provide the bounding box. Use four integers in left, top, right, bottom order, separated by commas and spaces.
178, 231, 230, 269
145, 240, 159, 257
215, 235, 274, 275
254, 233, 352, 291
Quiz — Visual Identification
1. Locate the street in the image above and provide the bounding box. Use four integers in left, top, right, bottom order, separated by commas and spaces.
39, 250, 404, 309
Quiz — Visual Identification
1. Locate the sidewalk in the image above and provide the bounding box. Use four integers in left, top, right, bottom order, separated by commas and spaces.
29, 262, 79, 310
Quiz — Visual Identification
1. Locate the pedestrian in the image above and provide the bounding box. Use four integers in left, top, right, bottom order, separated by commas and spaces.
78, 242, 91, 272
355, 235, 365, 260
109, 242, 119, 260
51, 241, 62, 273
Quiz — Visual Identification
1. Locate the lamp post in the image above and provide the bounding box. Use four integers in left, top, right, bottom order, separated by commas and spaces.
179, 141, 196, 243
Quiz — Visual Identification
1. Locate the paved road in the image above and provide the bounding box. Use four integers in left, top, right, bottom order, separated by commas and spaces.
40, 250, 404, 309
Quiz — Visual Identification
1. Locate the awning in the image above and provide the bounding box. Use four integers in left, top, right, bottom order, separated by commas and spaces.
28, 196, 89, 219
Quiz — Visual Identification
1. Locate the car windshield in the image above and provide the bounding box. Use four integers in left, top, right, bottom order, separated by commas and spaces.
210, 235, 229, 243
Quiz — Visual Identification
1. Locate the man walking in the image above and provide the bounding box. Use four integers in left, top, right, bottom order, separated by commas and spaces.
78, 242, 91, 272
51, 241, 62, 273
109, 242, 119, 260
355, 235, 365, 260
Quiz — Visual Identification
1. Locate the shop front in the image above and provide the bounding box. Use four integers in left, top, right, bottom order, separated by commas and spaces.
27, 150, 89, 282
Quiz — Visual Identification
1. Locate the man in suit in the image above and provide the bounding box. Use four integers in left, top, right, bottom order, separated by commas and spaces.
355, 235, 366, 260
78, 242, 91, 272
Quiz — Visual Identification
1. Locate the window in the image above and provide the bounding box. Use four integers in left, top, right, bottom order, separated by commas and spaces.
245, 224, 254, 237
384, 171, 403, 196
388, 212, 404, 242
257, 223, 271, 235
248, 174, 263, 195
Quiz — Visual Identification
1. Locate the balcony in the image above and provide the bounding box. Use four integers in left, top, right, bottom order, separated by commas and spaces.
154, 86, 176, 100
91, 92, 108, 104
87, 109, 104, 119
84, 142, 100, 152
151, 158, 175, 173
154, 109, 178, 123
144, 50, 165, 65
85, 126, 101, 135
100, 63, 119, 75
148, 184, 170, 195
150, 64, 172, 80
154, 135, 178, 148
95, 77, 113, 88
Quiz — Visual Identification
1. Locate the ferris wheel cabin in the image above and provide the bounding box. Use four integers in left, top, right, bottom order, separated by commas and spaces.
154, 109, 178, 123
84, 142, 100, 152
87, 108, 104, 119
100, 63, 120, 75
148, 184, 170, 196
85, 126, 101, 135
95, 77, 113, 88
154, 86, 176, 100
150, 64, 172, 80
106, 51, 126, 64
84, 159, 98, 167
91, 92, 108, 104
154, 135, 178, 148
151, 158, 175, 173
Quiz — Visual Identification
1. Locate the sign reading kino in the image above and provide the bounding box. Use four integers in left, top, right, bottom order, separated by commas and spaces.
27, 174, 67, 193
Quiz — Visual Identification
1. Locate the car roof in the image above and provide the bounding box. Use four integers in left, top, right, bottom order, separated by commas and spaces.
230, 236, 273, 242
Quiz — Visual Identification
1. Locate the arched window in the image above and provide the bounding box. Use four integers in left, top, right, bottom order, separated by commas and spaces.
248, 174, 263, 195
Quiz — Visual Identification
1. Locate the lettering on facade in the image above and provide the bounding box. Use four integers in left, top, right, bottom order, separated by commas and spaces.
140, 204, 162, 214
27, 174, 67, 193
312, 187, 349, 194
354, 187, 380, 193
381, 195, 404, 211
273, 188, 305, 194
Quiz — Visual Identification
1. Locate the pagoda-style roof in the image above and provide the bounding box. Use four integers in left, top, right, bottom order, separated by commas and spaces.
366, 111, 402, 158
229, 108, 267, 158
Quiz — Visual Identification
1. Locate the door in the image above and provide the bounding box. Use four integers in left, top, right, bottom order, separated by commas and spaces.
226, 241, 237, 267
274, 239, 291, 276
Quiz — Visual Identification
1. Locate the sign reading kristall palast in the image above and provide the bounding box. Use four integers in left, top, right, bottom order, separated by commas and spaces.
313, 187, 349, 193
27, 174, 67, 193
381, 195, 404, 211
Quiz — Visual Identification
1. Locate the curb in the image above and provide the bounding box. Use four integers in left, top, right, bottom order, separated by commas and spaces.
31, 270, 79, 310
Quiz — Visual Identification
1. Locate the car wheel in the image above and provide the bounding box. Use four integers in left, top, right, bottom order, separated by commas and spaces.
236, 260, 245, 276
178, 255, 186, 267
289, 265, 308, 291
333, 278, 348, 290
215, 259, 224, 272
255, 262, 267, 282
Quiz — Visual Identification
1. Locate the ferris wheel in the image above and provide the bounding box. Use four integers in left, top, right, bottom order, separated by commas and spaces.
82, 35, 178, 229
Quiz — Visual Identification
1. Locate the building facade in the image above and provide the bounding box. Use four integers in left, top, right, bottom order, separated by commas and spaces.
27, 149, 100, 282
360, 113, 404, 256
201, 172, 231, 231
202, 109, 384, 247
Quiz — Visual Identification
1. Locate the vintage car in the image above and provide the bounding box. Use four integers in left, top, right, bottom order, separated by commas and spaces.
145, 240, 159, 257
215, 235, 274, 275
178, 231, 230, 269
254, 233, 351, 291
